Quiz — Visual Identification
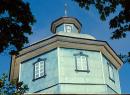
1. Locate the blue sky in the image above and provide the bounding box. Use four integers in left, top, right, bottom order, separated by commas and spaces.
0, 0, 130, 93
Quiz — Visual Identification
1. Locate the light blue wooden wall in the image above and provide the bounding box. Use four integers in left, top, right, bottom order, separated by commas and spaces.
102, 55, 121, 93
59, 48, 103, 84
19, 48, 121, 94
20, 49, 59, 93
58, 48, 105, 93
58, 48, 121, 94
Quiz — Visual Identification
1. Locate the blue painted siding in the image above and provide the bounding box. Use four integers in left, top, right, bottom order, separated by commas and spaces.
20, 49, 59, 93
19, 47, 121, 94
59, 48, 103, 84
58, 48, 108, 93
60, 84, 107, 94
56, 24, 64, 33
102, 55, 121, 93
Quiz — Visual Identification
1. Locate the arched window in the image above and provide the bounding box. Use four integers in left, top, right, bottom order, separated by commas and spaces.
33, 58, 46, 80
74, 52, 90, 72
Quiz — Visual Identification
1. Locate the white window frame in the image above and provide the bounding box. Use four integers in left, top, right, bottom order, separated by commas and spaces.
108, 62, 115, 82
74, 52, 90, 72
64, 24, 73, 33
33, 58, 46, 80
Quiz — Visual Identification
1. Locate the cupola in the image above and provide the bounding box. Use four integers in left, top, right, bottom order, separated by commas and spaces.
51, 17, 82, 33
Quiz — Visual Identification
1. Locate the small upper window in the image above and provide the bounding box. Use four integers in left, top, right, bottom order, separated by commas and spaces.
65, 24, 72, 33
74, 52, 90, 72
33, 58, 46, 80
108, 62, 115, 82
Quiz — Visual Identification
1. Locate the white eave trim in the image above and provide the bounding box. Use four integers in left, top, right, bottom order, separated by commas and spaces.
17, 34, 123, 69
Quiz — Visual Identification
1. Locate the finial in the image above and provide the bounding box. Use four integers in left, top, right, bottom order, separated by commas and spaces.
64, 3, 67, 17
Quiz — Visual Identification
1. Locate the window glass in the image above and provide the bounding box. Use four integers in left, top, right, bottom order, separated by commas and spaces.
35, 74, 39, 79
108, 63, 114, 81
65, 24, 73, 33
74, 52, 89, 72
34, 59, 46, 79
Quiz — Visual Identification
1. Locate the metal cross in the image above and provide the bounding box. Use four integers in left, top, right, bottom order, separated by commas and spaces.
64, 3, 68, 16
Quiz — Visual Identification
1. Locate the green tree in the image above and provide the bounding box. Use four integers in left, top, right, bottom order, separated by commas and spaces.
0, 0, 35, 94
74, 0, 130, 63
0, 0, 35, 55
0, 73, 28, 95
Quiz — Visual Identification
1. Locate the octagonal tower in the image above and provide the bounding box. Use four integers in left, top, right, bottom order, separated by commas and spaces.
51, 17, 81, 33
10, 16, 123, 94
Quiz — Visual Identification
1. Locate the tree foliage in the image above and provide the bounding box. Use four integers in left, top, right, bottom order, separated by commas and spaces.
0, 73, 28, 95
74, 0, 130, 63
119, 52, 130, 63
0, 0, 35, 55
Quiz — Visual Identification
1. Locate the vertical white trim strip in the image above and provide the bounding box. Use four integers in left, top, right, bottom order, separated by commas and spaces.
64, 24, 66, 32
38, 62, 39, 78
18, 63, 21, 82
57, 47, 60, 83
57, 47, 62, 93
117, 70, 121, 93
100, 52, 106, 91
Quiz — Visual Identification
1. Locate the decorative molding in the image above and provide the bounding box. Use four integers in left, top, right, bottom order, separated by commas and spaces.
73, 51, 88, 57
17, 35, 123, 67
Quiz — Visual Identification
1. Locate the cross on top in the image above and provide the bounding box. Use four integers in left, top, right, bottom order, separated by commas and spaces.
64, 3, 68, 16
